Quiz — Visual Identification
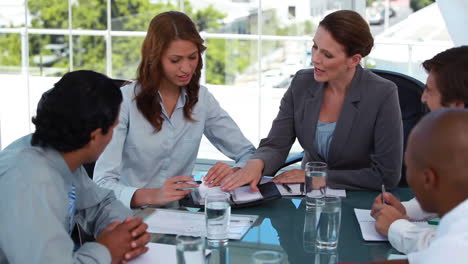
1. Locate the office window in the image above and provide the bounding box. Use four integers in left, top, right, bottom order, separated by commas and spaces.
365, 0, 452, 82
2, 0, 453, 163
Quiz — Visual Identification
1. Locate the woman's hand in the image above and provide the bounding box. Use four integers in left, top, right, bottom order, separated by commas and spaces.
203, 162, 239, 187
131, 176, 198, 207
272, 169, 305, 183
220, 159, 264, 192
155, 176, 199, 204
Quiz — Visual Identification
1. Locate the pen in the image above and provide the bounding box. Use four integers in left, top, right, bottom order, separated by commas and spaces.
176, 181, 199, 191
381, 184, 386, 204
282, 183, 292, 193
230, 219, 254, 223
176, 181, 199, 185
300, 183, 304, 195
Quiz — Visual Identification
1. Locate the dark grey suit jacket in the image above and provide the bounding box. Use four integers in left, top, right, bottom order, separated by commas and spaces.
252, 65, 403, 190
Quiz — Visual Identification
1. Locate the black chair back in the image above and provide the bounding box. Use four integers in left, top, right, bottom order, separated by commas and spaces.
370, 69, 428, 186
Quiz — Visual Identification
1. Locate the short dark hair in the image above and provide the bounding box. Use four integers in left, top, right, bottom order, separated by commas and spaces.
31, 70, 123, 152
319, 10, 374, 57
422, 46, 468, 107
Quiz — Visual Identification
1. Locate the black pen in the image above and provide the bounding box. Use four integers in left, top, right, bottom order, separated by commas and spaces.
381, 184, 387, 204
176, 181, 199, 185
282, 183, 292, 193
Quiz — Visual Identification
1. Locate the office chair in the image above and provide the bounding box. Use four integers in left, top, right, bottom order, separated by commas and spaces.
83, 78, 128, 179
273, 69, 428, 186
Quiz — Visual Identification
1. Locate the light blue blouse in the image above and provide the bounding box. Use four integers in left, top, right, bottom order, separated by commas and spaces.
93, 82, 255, 208
314, 120, 336, 161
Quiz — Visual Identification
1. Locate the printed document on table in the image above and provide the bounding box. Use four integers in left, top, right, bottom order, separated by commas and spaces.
354, 208, 431, 241
127, 243, 211, 264
144, 209, 258, 240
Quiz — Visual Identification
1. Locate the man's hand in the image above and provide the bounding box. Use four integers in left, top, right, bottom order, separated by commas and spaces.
220, 159, 264, 192
203, 162, 239, 187
371, 192, 406, 219
374, 206, 409, 236
272, 169, 305, 183
97, 217, 151, 264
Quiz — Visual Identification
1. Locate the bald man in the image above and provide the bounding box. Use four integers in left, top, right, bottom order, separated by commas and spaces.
367, 109, 468, 264
369, 46, 468, 254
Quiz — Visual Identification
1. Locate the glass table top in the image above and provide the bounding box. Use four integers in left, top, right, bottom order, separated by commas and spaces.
135, 188, 414, 263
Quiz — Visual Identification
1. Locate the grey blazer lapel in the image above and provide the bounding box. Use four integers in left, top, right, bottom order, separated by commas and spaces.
302, 82, 324, 162
327, 66, 363, 166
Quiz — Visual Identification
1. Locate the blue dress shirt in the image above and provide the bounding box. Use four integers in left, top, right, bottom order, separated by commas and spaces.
0, 135, 132, 264
93, 82, 255, 208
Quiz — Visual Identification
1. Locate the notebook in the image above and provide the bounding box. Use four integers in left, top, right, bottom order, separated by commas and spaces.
188, 178, 282, 207
354, 208, 431, 241
196, 180, 263, 204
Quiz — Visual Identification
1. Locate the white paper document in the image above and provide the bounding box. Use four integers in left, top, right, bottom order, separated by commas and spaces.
388, 254, 408, 260
127, 243, 211, 264
230, 186, 263, 203
144, 209, 258, 240
261, 176, 346, 197
354, 208, 430, 241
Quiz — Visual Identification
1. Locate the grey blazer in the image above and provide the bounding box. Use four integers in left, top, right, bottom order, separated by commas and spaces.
252, 65, 403, 190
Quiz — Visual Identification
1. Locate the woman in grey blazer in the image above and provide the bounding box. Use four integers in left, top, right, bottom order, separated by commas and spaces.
221, 10, 403, 192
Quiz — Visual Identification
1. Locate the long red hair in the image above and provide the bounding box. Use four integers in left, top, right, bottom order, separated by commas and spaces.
136, 11, 206, 131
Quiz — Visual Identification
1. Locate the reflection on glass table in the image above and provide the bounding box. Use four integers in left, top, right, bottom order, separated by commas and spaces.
135, 189, 413, 263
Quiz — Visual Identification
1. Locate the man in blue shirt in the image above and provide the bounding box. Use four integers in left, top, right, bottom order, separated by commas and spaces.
0, 70, 150, 264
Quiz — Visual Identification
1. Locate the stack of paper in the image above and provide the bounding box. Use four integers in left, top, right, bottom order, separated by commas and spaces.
144, 209, 258, 240
230, 186, 263, 203
196, 180, 263, 204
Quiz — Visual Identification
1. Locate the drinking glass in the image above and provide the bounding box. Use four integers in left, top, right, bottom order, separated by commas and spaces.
314, 249, 339, 264
205, 192, 231, 246
316, 196, 342, 250
303, 206, 322, 252
305, 161, 327, 208
176, 235, 205, 264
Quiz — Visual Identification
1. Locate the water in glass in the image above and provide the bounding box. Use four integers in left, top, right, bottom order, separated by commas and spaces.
316, 197, 341, 250
205, 192, 231, 246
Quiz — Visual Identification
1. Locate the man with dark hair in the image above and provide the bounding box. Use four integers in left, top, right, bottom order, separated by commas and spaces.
0, 70, 150, 264
370, 45, 468, 254
420, 45, 468, 110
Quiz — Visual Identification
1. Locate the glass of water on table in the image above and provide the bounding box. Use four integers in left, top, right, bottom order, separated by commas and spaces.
305, 161, 327, 208
316, 196, 341, 250
205, 192, 231, 247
